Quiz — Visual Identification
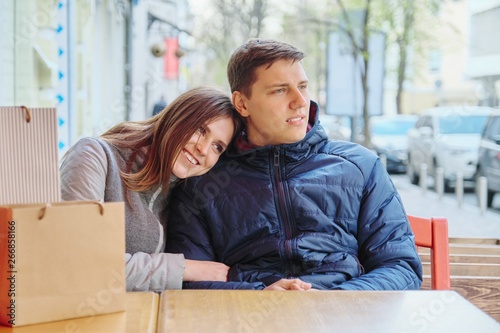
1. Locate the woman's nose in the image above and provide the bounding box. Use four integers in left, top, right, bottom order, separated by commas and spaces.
195, 138, 210, 155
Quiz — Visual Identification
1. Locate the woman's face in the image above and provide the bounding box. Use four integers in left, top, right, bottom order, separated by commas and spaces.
172, 116, 235, 179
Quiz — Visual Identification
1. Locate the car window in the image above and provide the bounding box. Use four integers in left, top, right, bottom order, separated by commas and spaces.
484, 116, 500, 140
416, 116, 431, 128
424, 117, 433, 129
371, 120, 416, 135
438, 115, 488, 134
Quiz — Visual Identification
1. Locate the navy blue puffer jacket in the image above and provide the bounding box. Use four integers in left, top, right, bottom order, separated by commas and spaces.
166, 102, 422, 290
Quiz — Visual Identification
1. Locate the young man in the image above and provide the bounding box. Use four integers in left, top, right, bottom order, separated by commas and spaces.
166, 39, 422, 290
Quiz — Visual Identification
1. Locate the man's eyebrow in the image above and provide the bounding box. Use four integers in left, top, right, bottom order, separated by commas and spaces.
266, 80, 309, 89
265, 83, 288, 89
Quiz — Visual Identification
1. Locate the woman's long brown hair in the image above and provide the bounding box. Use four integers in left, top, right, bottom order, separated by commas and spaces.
100, 86, 243, 192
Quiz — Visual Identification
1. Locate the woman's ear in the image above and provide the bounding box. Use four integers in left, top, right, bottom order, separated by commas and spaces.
232, 91, 249, 117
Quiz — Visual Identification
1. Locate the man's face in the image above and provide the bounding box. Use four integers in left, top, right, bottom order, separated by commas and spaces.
233, 59, 310, 146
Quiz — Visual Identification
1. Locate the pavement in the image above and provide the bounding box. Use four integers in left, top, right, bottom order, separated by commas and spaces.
392, 177, 500, 240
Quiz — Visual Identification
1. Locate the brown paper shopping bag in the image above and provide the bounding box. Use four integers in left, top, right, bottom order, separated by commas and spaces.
0, 106, 60, 205
0, 201, 126, 327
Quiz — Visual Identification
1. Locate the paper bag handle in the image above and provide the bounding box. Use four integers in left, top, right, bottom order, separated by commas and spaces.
20, 105, 31, 123
38, 201, 105, 220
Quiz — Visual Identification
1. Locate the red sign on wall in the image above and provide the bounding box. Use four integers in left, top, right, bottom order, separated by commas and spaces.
164, 38, 179, 79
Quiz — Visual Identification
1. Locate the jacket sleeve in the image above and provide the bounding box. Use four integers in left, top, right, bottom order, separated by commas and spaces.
183, 281, 265, 290
60, 137, 108, 202
60, 138, 186, 291
125, 252, 185, 291
334, 158, 423, 290
166, 182, 219, 260
166, 182, 264, 290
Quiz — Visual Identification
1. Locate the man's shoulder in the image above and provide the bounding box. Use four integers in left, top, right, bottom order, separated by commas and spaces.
322, 140, 376, 160
318, 140, 379, 175
203, 156, 244, 180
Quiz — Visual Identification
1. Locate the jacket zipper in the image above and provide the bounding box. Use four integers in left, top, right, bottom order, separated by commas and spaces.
272, 148, 294, 277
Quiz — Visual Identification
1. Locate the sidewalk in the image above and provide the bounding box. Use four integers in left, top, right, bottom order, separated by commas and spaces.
392, 177, 500, 239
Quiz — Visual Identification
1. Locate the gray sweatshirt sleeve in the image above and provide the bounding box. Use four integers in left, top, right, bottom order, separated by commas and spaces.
125, 252, 184, 291
60, 138, 185, 291
60, 137, 108, 202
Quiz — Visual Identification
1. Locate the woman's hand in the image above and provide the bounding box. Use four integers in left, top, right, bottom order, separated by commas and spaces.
264, 278, 312, 291
183, 259, 229, 282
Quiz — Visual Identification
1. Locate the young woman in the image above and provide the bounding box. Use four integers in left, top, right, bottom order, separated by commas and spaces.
60, 86, 244, 291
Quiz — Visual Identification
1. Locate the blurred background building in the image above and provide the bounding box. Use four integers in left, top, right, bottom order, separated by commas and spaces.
0, 0, 498, 157
467, 0, 500, 107
398, 0, 476, 114
398, 0, 500, 114
0, 0, 191, 156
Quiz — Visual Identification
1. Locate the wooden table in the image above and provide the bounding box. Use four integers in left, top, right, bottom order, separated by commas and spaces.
157, 290, 500, 333
0, 292, 158, 333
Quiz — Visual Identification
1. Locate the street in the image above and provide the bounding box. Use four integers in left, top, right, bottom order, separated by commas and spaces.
390, 174, 500, 215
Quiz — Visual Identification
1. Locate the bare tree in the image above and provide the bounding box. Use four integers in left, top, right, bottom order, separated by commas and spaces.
191, 0, 269, 86
337, 0, 373, 147
395, 2, 414, 115
332, 0, 443, 146
279, 1, 339, 106
372, 0, 442, 114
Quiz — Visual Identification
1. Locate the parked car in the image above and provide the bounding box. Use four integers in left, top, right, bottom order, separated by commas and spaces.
369, 114, 418, 173
407, 106, 494, 192
319, 114, 351, 141
475, 111, 500, 207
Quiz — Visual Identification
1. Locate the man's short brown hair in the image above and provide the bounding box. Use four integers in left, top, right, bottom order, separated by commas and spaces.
227, 39, 306, 98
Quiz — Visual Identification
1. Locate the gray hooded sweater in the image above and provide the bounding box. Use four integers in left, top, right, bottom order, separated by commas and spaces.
60, 137, 185, 291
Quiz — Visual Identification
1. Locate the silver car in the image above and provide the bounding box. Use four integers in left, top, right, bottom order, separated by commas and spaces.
476, 112, 500, 207
369, 115, 418, 174
407, 106, 494, 192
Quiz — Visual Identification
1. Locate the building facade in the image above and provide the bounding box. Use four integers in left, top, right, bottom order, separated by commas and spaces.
0, 0, 191, 157
467, 0, 500, 107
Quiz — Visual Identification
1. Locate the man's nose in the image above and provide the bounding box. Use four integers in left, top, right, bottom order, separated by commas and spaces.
290, 88, 308, 109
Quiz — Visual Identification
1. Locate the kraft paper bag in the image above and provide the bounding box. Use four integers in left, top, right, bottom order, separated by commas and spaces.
0, 201, 126, 327
0, 106, 60, 205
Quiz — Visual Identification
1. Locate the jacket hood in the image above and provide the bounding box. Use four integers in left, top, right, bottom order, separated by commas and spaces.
228, 101, 327, 158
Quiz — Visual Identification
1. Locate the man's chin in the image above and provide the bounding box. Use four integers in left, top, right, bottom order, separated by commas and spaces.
286, 132, 308, 144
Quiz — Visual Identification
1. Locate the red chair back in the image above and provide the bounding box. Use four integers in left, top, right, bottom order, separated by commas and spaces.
408, 215, 451, 290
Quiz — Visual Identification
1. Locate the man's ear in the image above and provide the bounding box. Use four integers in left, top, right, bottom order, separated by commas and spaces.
232, 91, 249, 117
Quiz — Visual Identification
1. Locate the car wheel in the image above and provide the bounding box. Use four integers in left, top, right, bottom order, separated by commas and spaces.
487, 190, 495, 208
408, 164, 419, 185
474, 169, 482, 196
443, 179, 454, 193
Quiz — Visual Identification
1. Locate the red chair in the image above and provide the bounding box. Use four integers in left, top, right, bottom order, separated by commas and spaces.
408, 215, 451, 290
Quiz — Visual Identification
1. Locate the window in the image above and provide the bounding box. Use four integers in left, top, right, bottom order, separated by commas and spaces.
428, 49, 441, 73
485, 116, 500, 141
438, 115, 488, 134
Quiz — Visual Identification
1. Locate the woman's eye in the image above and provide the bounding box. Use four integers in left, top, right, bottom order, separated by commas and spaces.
213, 143, 224, 154
198, 126, 206, 136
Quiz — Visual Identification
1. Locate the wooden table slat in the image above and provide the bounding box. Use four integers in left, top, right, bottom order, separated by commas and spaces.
157, 290, 500, 333
0, 292, 159, 333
